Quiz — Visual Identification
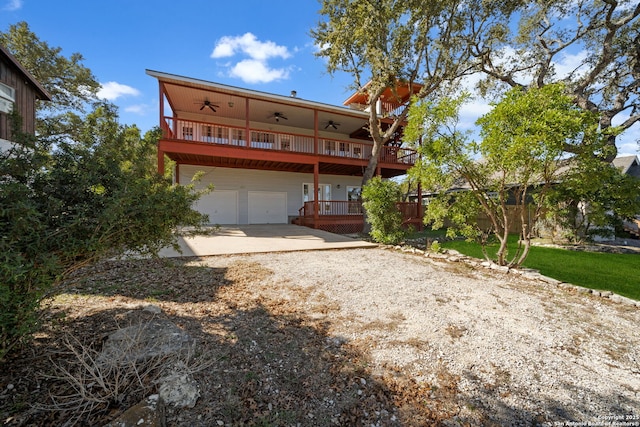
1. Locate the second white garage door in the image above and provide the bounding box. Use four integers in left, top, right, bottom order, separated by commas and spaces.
248, 191, 287, 224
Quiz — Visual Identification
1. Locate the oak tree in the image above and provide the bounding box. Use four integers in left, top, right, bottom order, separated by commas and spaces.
311, 0, 515, 232
406, 84, 601, 266
472, 0, 640, 159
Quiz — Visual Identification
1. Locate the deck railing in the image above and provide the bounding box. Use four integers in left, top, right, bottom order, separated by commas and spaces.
298, 201, 364, 217
298, 201, 420, 218
162, 117, 417, 165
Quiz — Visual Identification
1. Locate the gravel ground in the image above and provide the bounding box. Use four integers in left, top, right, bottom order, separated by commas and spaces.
3, 246, 638, 426
197, 247, 640, 426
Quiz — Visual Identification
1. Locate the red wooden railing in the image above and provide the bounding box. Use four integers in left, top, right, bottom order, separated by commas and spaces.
296, 200, 422, 233
162, 117, 417, 166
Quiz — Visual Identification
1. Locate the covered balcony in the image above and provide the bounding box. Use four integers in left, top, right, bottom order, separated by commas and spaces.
159, 117, 417, 178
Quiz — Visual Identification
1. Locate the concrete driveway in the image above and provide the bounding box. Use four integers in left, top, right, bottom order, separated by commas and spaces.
158, 224, 377, 257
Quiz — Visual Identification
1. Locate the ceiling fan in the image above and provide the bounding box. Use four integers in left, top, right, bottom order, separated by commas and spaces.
196, 100, 219, 112
269, 112, 288, 122
325, 120, 340, 130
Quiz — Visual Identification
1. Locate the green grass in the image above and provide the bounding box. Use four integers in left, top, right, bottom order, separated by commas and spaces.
441, 235, 640, 301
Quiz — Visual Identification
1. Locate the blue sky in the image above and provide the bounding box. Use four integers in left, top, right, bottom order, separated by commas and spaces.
0, 0, 355, 133
1, 0, 637, 156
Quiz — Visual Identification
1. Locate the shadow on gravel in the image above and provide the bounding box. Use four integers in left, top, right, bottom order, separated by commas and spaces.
1, 258, 451, 426
454, 366, 638, 425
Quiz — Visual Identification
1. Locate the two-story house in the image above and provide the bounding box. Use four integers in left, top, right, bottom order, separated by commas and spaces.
0, 44, 51, 150
146, 70, 420, 233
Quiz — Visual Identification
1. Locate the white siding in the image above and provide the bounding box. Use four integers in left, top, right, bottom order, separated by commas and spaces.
179, 165, 363, 224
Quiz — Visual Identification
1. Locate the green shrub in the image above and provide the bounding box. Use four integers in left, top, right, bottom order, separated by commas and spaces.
362, 177, 406, 244
0, 107, 208, 360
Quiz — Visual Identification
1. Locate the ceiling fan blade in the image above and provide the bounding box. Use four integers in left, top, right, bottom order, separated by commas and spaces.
200, 105, 205, 110
209, 105, 216, 112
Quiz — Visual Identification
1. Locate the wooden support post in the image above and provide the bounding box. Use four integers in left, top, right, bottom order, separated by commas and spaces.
313, 162, 319, 228
157, 148, 164, 175
417, 181, 423, 231
313, 110, 319, 155
245, 98, 251, 148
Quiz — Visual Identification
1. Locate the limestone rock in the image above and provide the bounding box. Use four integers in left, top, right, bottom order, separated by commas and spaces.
158, 361, 200, 408
100, 317, 194, 364
104, 394, 165, 427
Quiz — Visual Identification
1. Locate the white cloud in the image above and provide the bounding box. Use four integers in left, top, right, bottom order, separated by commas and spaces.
124, 104, 147, 115
552, 50, 589, 80
97, 82, 140, 100
211, 33, 292, 84
211, 33, 290, 61
230, 59, 290, 84
2, 0, 22, 11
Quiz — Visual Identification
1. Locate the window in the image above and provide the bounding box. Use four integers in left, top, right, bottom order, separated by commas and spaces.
302, 183, 331, 202
217, 126, 226, 143
352, 146, 362, 158
281, 136, 291, 151
203, 125, 214, 142
0, 82, 15, 114
324, 140, 336, 155
251, 131, 275, 149
347, 186, 362, 214
232, 128, 245, 145
182, 126, 193, 140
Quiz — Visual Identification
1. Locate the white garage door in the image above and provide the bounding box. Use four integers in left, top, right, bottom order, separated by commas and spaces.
194, 190, 238, 224
248, 191, 287, 224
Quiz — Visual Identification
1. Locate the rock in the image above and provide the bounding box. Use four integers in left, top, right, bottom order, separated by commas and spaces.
608, 293, 637, 307
537, 275, 562, 285
158, 361, 200, 408
104, 394, 165, 427
143, 305, 163, 315
489, 263, 509, 273
99, 317, 194, 364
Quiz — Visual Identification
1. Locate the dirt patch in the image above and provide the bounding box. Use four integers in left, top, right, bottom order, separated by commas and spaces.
1, 248, 639, 426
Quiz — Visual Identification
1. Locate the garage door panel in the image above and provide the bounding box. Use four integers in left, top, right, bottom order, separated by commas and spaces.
249, 191, 287, 224
195, 190, 238, 224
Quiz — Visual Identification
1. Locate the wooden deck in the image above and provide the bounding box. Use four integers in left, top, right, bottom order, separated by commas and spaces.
294, 201, 422, 234
160, 117, 417, 176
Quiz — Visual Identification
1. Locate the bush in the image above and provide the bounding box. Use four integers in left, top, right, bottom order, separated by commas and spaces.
0, 107, 208, 360
362, 177, 406, 244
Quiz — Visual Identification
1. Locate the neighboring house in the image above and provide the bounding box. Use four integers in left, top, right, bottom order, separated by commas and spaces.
613, 155, 640, 237
612, 155, 640, 179
146, 70, 420, 232
411, 155, 640, 238
0, 44, 51, 150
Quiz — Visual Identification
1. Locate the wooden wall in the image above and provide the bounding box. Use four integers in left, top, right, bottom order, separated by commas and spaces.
0, 52, 40, 141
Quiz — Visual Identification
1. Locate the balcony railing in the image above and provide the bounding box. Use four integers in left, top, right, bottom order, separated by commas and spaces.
162, 117, 417, 165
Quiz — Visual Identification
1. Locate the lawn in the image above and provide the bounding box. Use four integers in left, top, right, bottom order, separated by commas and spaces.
439, 235, 640, 301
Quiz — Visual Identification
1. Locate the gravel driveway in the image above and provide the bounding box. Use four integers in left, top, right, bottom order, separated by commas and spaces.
199, 247, 640, 425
